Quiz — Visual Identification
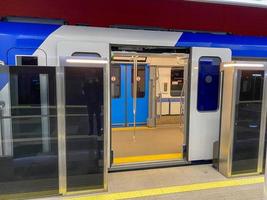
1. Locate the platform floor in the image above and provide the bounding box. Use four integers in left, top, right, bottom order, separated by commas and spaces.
38, 164, 264, 200
111, 124, 184, 164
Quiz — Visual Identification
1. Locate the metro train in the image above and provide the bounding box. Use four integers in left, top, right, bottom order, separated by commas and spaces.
0, 19, 267, 166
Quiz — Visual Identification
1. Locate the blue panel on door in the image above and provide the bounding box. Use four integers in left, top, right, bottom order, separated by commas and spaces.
127, 64, 149, 126
111, 64, 126, 127
197, 57, 221, 112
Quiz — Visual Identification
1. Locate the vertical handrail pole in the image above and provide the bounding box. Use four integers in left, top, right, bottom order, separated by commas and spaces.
133, 56, 138, 140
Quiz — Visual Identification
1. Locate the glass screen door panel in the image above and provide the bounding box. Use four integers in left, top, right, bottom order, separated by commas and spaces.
64, 67, 104, 192
0, 66, 58, 199
232, 70, 265, 174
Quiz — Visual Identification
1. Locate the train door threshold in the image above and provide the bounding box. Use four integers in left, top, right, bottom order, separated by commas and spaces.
109, 159, 190, 172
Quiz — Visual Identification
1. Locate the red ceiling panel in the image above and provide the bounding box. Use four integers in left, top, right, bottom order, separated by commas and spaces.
0, 0, 266, 36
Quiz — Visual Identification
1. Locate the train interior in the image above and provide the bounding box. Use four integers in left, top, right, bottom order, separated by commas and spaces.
110, 46, 189, 168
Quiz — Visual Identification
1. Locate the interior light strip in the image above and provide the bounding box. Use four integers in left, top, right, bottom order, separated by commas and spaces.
66, 59, 108, 64
223, 63, 265, 67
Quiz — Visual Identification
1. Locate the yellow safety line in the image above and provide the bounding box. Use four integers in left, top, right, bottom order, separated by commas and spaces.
114, 153, 183, 164
112, 127, 155, 131
69, 176, 264, 200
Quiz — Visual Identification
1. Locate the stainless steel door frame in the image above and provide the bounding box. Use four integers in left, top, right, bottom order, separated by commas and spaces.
56, 62, 67, 195
0, 66, 12, 157
57, 56, 108, 195
0, 66, 9, 157
259, 66, 267, 173
233, 65, 267, 175
220, 61, 267, 177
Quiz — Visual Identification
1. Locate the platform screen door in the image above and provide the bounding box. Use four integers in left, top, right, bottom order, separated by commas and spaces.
57, 57, 107, 194
0, 66, 58, 199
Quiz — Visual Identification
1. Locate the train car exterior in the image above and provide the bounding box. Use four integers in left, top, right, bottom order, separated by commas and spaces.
0, 21, 267, 168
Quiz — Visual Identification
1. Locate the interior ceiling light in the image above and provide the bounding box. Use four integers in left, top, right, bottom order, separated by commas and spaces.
66, 58, 108, 64
223, 63, 265, 67
252, 74, 263, 77
112, 56, 147, 62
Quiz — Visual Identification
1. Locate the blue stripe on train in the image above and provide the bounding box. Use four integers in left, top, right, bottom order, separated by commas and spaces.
176, 32, 267, 58
0, 22, 61, 90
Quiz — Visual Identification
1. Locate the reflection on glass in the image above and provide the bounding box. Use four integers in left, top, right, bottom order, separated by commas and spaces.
131, 66, 146, 98
0, 66, 58, 199
239, 71, 264, 101
65, 67, 104, 191
170, 68, 184, 97
232, 70, 264, 175
111, 65, 121, 98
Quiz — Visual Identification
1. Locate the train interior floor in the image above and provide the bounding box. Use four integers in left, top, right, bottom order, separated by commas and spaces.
111, 124, 184, 165
38, 164, 264, 200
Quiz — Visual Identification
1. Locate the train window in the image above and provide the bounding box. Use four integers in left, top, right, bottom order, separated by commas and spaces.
197, 57, 221, 112
111, 66, 121, 98
16, 56, 38, 66
131, 66, 146, 98
72, 52, 101, 58
170, 68, 184, 96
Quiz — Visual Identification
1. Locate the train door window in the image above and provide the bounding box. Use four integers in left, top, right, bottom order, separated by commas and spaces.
197, 57, 221, 112
72, 52, 101, 58
111, 65, 121, 98
170, 68, 184, 96
16, 56, 38, 66
131, 66, 146, 98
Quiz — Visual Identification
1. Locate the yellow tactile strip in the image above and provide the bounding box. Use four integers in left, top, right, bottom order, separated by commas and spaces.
69, 176, 264, 200
113, 153, 183, 164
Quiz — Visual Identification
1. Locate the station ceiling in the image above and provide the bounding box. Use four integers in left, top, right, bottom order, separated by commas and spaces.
1, 0, 267, 36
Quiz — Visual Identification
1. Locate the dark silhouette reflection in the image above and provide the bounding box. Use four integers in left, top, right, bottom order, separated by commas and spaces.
65, 67, 104, 192
82, 75, 103, 135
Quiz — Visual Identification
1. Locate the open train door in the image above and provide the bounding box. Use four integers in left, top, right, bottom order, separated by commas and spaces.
187, 47, 231, 161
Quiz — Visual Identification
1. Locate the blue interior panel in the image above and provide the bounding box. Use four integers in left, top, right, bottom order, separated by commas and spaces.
111, 64, 149, 127
126, 64, 149, 126
111, 64, 126, 126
